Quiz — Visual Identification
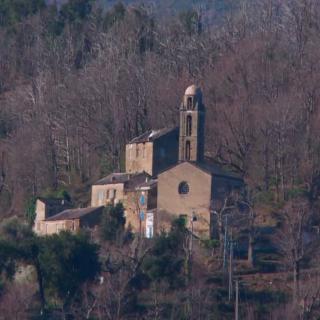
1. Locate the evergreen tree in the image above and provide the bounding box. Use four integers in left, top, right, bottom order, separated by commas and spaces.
100, 203, 126, 242
143, 217, 188, 289
0, 0, 46, 27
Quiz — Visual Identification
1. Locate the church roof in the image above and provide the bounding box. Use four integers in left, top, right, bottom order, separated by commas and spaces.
158, 160, 243, 181
135, 178, 157, 190
185, 84, 202, 96
124, 172, 152, 191
37, 197, 68, 205
94, 173, 131, 185
128, 127, 178, 144
93, 172, 151, 187
195, 161, 242, 180
45, 206, 103, 221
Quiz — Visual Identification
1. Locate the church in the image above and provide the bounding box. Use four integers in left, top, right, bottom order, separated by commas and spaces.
91, 84, 243, 238
34, 85, 243, 238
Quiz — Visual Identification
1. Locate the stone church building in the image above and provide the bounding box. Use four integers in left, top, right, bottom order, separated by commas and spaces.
91, 84, 243, 238
34, 85, 242, 238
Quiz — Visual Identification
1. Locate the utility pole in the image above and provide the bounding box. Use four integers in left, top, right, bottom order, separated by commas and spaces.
188, 212, 197, 279
235, 279, 239, 320
190, 214, 194, 256
189, 212, 197, 257
223, 215, 228, 271
228, 231, 233, 301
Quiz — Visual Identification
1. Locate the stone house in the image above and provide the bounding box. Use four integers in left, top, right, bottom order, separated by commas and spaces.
91, 173, 131, 207
37, 206, 104, 236
91, 171, 157, 237
125, 178, 157, 237
91, 172, 151, 207
33, 197, 72, 235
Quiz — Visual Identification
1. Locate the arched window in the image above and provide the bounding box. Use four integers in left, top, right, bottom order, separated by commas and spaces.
185, 141, 191, 160
187, 97, 193, 110
186, 115, 192, 136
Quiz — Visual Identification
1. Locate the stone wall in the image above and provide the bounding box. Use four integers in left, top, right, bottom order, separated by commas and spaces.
152, 129, 179, 176
37, 219, 80, 235
157, 162, 212, 238
125, 142, 153, 175
91, 183, 125, 207
125, 190, 154, 235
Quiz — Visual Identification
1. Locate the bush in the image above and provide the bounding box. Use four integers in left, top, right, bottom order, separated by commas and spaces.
142, 217, 188, 289
25, 196, 36, 226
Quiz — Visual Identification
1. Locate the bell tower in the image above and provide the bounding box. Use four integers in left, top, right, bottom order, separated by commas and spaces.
179, 85, 205, 162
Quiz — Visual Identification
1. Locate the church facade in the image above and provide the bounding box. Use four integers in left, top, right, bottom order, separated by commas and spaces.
157, 85, 243, 237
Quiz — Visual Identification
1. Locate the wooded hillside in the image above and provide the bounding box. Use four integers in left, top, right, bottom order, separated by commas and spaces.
0, 0, 319, 218
1, 1, 320, 318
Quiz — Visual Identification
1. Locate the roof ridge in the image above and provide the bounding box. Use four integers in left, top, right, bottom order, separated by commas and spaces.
128, 127, 178, 144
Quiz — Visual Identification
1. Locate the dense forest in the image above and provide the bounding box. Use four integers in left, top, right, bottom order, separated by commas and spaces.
1, 0, 320, 319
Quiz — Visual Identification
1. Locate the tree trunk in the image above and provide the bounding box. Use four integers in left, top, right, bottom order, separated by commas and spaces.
218, 215, 224, 256
247, 231, 254, 267
34, 258, 46, 314
293, 261, 300, 302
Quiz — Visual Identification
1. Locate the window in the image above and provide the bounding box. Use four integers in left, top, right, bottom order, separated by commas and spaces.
146, 225, 153, 238
56, 224, 65, 233
185, 141, 191, 160
186, 115, 192, 136
178, 181, 190, 194
109, 189, 114, 198
128, 144, 133, 160
187, 97, 193, 110
146, 212, 154, 238
106, 190, 110, 199
136, 145, 140, 157
98, 190, 104, 205
142, 143, 146, 158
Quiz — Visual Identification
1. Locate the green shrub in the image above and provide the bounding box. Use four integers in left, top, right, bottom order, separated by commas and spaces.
100, 203, 126, 242
25, 196, 36, 226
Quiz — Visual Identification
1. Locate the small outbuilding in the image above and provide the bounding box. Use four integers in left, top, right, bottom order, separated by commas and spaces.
37, 206, 104, 236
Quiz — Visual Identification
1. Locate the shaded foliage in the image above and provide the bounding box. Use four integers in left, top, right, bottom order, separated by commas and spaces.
0, 219, 100, 314
0, 0, 45, 27
40, 231, 100, 302
143, 217, 187, 289
100, 203, 126, 242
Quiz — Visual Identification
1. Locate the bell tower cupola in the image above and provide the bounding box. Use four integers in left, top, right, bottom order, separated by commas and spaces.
179, 85, 205, 162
